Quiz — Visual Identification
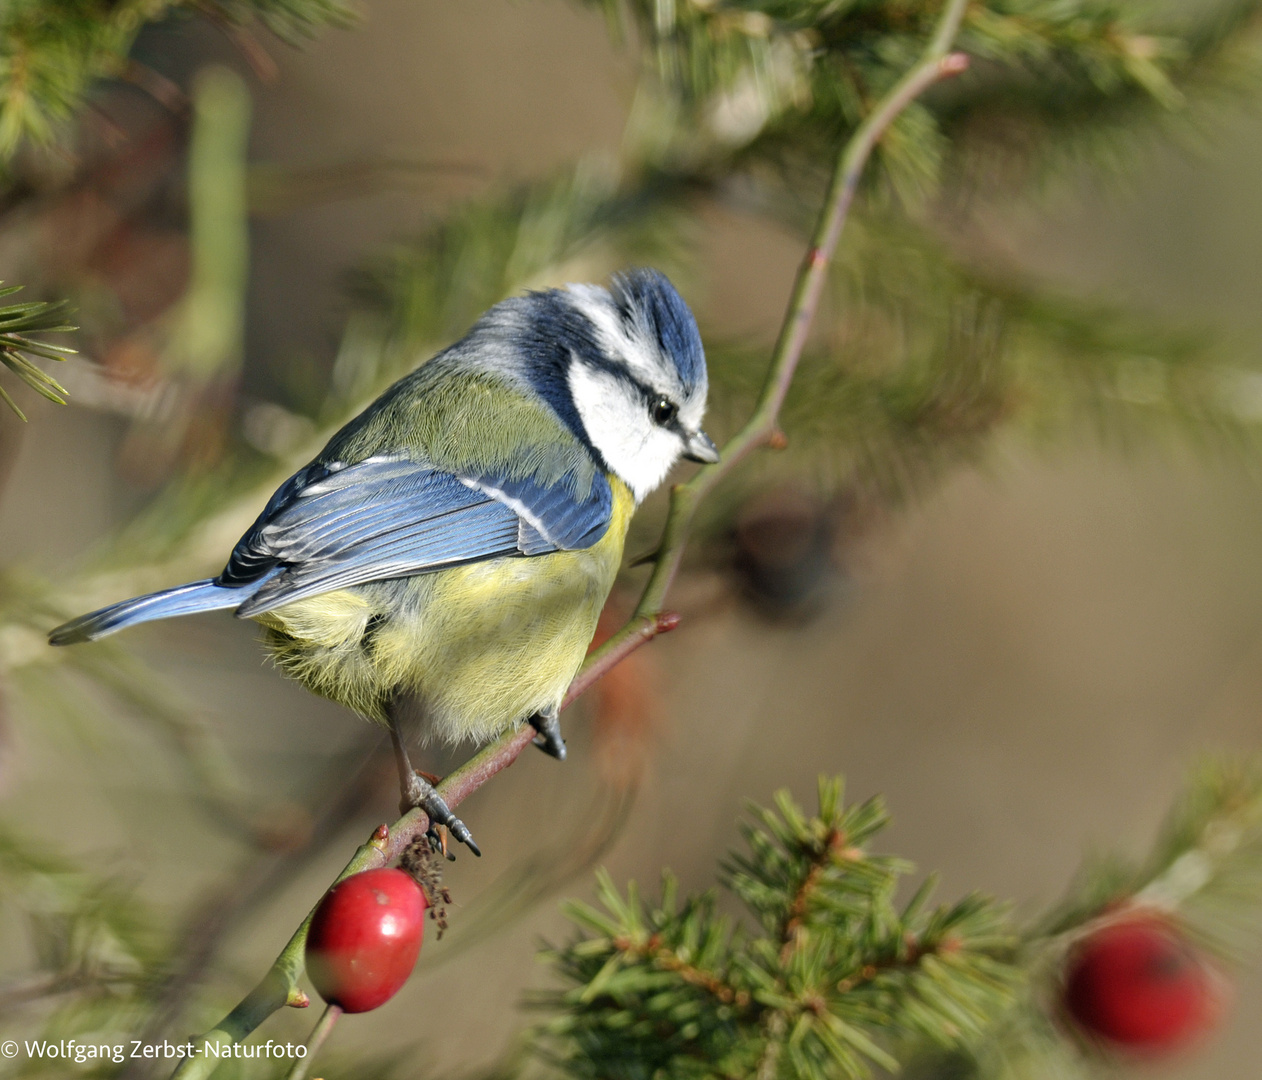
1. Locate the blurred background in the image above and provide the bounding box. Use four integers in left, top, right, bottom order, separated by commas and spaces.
4, 0, 1262, 1076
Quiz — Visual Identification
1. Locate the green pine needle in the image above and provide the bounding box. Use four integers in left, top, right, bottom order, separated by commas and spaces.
538, 777, 1020, 1080
0, 283, 77, 421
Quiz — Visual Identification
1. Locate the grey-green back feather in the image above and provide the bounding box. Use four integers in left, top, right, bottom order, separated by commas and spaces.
322, 360, 600, 500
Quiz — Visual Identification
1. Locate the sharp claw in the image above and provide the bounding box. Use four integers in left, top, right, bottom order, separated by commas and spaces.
431, 818, 479, 857
426, 800, 480, 857
427, 824, 457, 861
529, 709, 567, 761
452, 823, 481, 858
532, 732, 567, 760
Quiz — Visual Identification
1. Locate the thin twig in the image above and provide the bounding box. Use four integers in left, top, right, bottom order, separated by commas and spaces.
569, 19, 969, 693
167, 4, 970, 1074
613, 934, 752, 1008
0, 970, 139, 1010
284, 1003, 342, 1080
208, 14, 280, 82
118, 735, 387, 1080
120, 61, 190, 116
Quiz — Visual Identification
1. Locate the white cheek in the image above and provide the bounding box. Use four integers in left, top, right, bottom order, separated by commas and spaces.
567, 362, 682, 502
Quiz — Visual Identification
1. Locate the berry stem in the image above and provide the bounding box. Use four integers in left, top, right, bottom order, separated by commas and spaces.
285, 1003, 342, 1080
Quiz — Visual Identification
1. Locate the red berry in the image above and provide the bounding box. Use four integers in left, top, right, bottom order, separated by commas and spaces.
305, 868, 427, 1013
1063, 913, 1225, 1053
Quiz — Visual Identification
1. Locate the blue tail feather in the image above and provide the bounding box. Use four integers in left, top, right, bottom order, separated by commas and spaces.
48, 579, 261, 645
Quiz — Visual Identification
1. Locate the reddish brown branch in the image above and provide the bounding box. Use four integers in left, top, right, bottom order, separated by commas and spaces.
780, 828, 846, 962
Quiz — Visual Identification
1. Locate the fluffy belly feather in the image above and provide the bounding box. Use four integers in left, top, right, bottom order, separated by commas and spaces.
255, 479, 633, 743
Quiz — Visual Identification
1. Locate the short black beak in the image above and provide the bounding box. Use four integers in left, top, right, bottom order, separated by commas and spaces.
683, 429, 720, 464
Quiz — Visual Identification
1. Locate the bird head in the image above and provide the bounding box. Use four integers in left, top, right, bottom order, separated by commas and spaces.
560, 269, 718, 502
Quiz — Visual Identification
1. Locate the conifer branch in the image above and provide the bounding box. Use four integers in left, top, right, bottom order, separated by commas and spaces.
540, 777, 1018, 1079
0, 285, 77, 420
166, 5, 971, 1074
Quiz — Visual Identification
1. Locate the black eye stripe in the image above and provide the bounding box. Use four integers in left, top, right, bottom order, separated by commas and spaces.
619, 371, 680, 416
631, 376, 669, 405
577, 353, 683, 425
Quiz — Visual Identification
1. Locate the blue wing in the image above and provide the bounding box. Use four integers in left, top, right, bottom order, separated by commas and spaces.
47, 454, 613, 643
226, 454, 613, 617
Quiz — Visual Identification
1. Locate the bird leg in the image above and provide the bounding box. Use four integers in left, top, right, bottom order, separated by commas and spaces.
528, 706, 567, 760
388, 718, 481, 857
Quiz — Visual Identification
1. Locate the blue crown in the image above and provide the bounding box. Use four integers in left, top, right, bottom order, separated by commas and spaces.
610, 269, 706, 393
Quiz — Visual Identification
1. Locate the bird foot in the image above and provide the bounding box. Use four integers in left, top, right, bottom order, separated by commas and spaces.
529, 709, 566, 760
400, 770, 481, 858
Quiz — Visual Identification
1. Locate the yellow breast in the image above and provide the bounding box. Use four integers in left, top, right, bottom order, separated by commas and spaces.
257, 478, 636, 743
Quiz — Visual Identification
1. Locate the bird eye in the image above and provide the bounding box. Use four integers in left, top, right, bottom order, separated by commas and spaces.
651, 397, 678, 426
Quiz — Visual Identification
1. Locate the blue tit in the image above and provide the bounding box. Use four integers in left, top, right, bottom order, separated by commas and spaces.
49, 268, 718, 854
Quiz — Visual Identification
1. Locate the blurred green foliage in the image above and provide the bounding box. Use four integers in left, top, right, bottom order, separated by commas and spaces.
0, 0, 353, 159
5, 1, 1262, 1078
